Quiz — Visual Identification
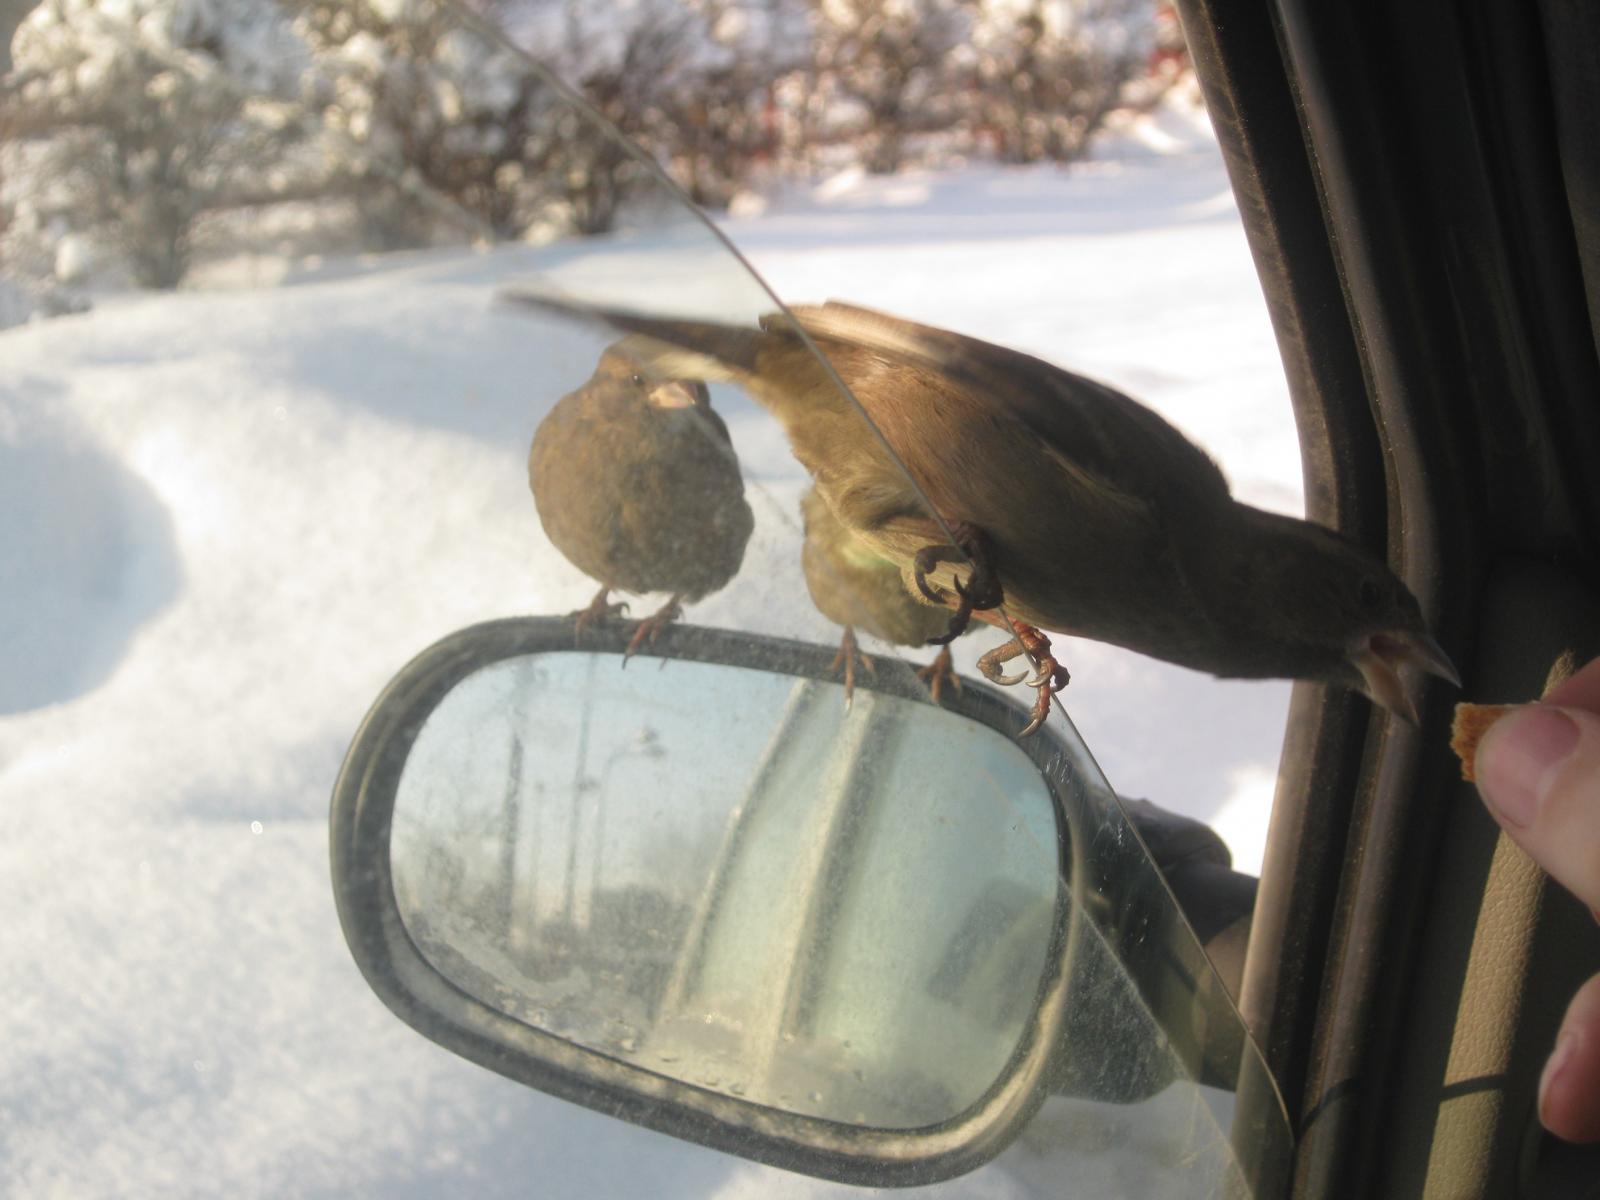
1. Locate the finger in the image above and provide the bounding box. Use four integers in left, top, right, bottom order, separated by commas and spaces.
1473, 704, 1600, 913
1543, 655, 1600, 712
1540, 973, 1600, 1143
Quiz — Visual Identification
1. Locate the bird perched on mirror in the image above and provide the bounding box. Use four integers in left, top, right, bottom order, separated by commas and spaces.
800, 483, 963, 706
506, 295, 1458, 733
528, 343, 754, 657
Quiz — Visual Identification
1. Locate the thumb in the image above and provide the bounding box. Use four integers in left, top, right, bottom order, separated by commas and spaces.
1475, 703, 1600, 914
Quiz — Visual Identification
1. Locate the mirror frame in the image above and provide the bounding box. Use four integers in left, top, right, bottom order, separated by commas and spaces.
331, 616, 1093, 1186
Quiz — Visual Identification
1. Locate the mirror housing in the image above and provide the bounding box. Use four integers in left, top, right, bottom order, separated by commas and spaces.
331, 618, 1290, 1189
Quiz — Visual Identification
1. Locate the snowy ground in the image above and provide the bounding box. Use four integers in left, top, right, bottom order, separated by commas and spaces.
0, 92, 1297, 1198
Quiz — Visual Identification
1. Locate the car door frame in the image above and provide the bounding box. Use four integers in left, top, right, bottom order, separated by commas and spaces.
1174, 0, 1600, 1194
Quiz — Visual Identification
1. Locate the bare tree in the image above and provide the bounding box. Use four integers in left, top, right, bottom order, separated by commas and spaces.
805, 0, 968, 174
970, 0, 1155, 165
547, 5, 698, 234
660, 58, 777, 210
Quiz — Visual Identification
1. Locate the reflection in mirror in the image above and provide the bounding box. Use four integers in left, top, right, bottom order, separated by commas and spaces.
390, 652, 1064, 1130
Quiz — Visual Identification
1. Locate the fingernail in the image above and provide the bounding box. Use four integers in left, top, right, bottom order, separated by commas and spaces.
1539, 1028, 1581, 1128
1475, 706, 1580, 827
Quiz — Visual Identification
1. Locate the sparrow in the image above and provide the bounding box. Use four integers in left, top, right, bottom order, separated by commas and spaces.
800, 483, 963, 705
528, 344, 754, 656
506, 295, 1459, 733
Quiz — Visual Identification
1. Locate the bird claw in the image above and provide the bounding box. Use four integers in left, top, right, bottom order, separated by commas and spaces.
977, 638, 1028, 685
916, 524, 1003, 646
1017, 646, 1069, 739
623, 597, 683, 663
1018, 690, 1053, 739
977, 624, 1069, 738
913, 545, 953, 607
572, 588, 630, 643
927, 585, 975, 647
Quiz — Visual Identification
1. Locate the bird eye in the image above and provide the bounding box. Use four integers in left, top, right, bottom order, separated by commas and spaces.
629, 373, 646, 387
1358, 578, 1383, 608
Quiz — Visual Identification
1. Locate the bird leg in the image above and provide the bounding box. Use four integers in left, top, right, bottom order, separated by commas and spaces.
913, 523, 1004, 645
915, 645, 961, 705
623, 595, 683, 661
571, 585, 630, 644
976, 619, 1070, 738
827, 626, 876, 706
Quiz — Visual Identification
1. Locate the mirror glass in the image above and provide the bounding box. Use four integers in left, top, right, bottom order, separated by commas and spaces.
391, 651, 1064, 1130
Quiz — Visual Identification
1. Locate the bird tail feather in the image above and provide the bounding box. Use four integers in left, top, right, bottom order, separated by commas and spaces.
498, 291, 770, 382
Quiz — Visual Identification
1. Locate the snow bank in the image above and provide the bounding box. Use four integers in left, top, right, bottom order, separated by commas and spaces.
0, 402, 180, 713
0, 275, 37, 328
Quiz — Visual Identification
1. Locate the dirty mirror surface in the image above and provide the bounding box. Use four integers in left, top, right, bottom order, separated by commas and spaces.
386, 647, 1291, 1194
391, 652, 1062, 1130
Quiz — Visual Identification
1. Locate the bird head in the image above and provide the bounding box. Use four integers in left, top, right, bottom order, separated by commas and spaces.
1228, 509, 1459, 722
594, 346, 711, 412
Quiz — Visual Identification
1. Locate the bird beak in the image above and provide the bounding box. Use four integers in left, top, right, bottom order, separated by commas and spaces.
647, 381, 702, 409
1348, 631, 1461, 724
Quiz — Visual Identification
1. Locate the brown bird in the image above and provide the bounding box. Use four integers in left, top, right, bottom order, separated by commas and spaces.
800, 483, 962, 705
528, 344, 754, 656
507, 295, 1458, 733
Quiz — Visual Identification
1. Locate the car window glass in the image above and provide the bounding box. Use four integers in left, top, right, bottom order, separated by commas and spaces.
2, 0, 1294, 1195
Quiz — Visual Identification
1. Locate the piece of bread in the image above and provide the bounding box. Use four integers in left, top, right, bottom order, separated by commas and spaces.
1449, 651, 1581, 780
1451, 703, 1515, 781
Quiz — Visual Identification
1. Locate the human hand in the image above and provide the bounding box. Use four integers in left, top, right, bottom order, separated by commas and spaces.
1474, 656, 1600, 1143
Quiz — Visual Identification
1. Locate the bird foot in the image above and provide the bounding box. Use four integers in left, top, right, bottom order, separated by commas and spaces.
976, 639, 1031, 686
572, 587, 630, 643
828, 627, 876, 706
623, 597, 683, 662
977, 624, 1069, 738
914, 523, 1004, 646
915, 645, 962, 705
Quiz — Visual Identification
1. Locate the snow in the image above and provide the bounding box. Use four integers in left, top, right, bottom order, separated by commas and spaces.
0, 276, 37, 327
0, 91, 1296, 1197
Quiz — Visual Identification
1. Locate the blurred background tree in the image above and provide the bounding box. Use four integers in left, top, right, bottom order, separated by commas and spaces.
0, 0, 1176, 291
968, 0, 1157, 165
803, 0, 968, 175
290, 0, 553, 248
1, 0, 309, 288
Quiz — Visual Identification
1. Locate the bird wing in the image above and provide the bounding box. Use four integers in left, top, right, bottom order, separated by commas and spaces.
789, 301, 1233, 514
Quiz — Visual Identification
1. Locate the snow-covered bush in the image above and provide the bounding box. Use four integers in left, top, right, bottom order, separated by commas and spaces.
293, 0, 771, 243
0, 0, 1172, 275
1, 0, 310, 288
293, 0, 560, 246
501, 0, 792, 230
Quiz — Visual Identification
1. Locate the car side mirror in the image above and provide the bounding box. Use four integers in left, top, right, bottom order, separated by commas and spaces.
331, 617, 1291, 1190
